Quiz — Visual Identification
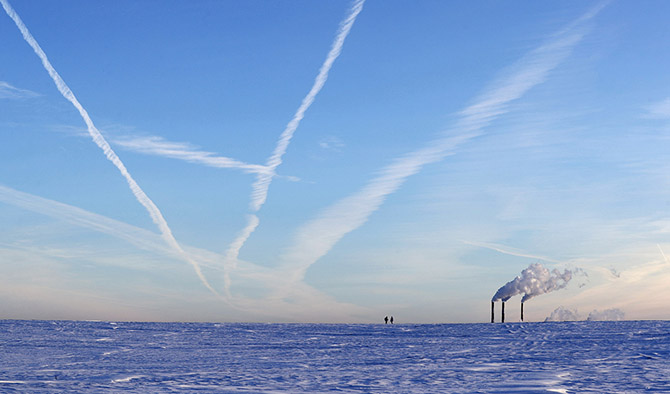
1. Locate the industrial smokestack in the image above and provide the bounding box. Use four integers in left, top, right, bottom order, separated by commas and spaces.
521, 302, 524, 322
502, 301, 505, 323
491, 301, 494, 323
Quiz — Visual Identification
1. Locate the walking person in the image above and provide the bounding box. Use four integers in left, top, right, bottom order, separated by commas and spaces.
384, 316, 389, 324
390, 316, 394, 324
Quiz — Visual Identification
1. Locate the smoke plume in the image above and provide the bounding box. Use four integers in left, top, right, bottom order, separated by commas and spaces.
544, 307, 625, 322
587, 308, 625, 321
492, 263, 577, 303
544, 306, 581, 322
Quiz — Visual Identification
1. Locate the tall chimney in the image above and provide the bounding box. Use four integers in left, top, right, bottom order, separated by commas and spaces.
521, 302, 524, 322
491, 301, 494, 323
501, 301, 505, 323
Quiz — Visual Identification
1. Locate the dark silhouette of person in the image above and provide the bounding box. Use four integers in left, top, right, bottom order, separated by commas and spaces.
390, 316, 394, 324
384, 316, 389, 324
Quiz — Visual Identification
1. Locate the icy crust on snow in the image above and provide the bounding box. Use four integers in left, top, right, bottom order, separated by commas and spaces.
0, 320, 669, 393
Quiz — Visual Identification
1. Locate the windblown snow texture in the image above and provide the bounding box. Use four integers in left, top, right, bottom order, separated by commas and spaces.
0, 320, 668, 393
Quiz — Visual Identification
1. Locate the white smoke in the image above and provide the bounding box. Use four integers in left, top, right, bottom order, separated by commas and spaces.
544, 306, 581, 322
587, 308, 625, 321
1, 0, 218, 296
492, 263, 578, 303
544, 307, 625, 322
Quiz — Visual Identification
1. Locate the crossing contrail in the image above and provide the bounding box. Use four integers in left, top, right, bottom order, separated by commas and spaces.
222, 0, 365, 296
1, 0, 219, 296
0, 184, 370, 320
278, 2, 608, 287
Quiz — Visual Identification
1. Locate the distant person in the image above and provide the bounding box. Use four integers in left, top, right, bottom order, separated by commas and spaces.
390, 316, 394, 324
384, 316, 389, 324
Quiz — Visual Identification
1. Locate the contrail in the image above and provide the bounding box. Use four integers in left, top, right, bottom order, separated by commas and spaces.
1, 0, 218, 296
0, 183, 372, 321
278, 2, 607, 286
222, 0, 365, 296
250, 0, 365, 212
0, 183, 225, 273
223, 214, 259, 298
658, 244, 669, 264
113, 135, 272, 175
0, 80, 39, 99
462, 240, 563, 264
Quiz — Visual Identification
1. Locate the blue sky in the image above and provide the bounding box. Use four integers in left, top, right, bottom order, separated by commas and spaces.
2, 0, 670, 323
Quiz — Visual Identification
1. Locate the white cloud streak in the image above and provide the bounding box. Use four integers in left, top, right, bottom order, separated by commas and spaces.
1, 0, 218, 296
279, 3, 607, 286
0, 184, 369, 321
0, 185, 178, 262
250, 0, 366, 212
221, 0, 365, 297
113, 135, 272, 175
223, 214, 259, 298
645, 98, 670, 119
658, 244, 669, 264
0, 81, 39, 99
319, 136, 346, 152
462, 240, 563, 264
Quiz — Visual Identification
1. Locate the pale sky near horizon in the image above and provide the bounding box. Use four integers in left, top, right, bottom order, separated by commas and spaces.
2, 0, 670, 323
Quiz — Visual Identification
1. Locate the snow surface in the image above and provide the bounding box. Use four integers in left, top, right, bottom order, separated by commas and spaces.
0, 320, 669, 393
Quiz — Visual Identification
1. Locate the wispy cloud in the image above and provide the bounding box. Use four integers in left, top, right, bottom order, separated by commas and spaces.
50, 126, 283, 177
278, 3, 607, 287
221, 0, 366, 297
645, 97, 670, 119
318, 136, 346, 152
562, 248, 670, 320
0, 81, 39, 99
462, 240, 564, 264
113, 135, 271, 175
0, 184, 196, 266
1, 0, 218, 296
0, 184, 368, 321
